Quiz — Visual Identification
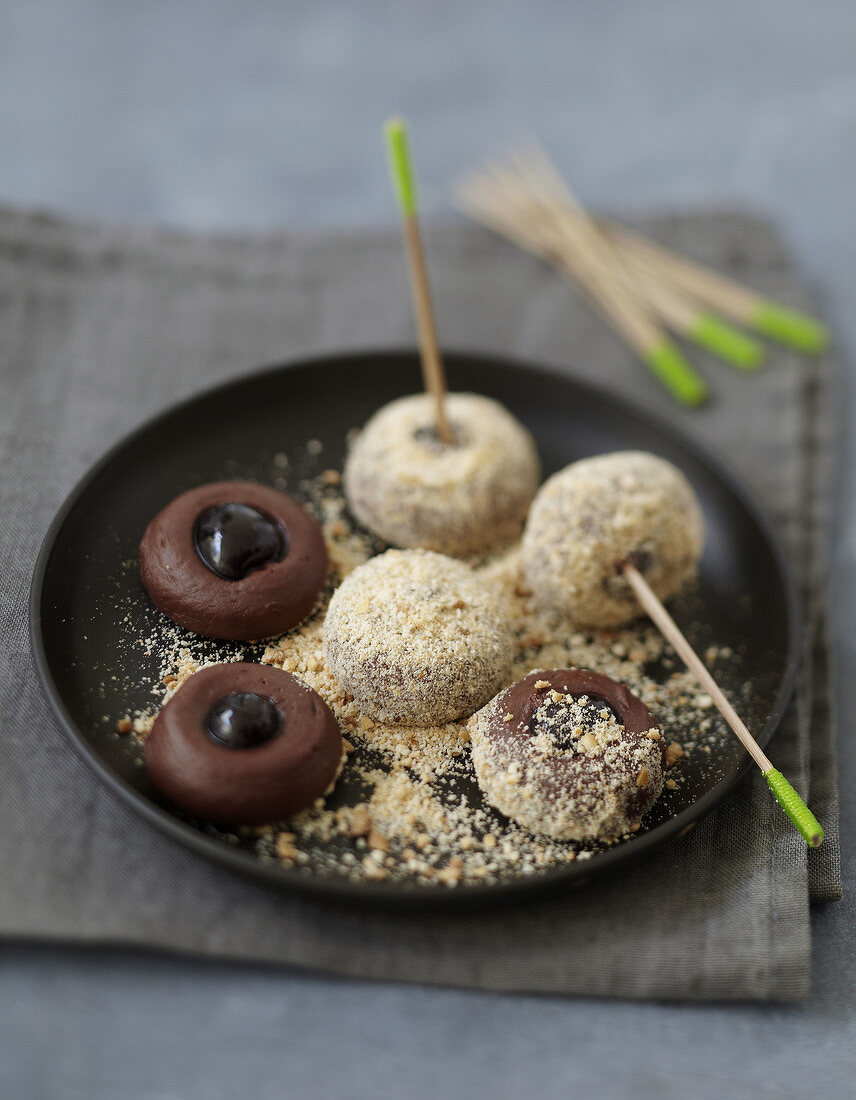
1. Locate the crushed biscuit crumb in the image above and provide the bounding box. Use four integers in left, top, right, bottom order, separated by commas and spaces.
119, 461, 747, 890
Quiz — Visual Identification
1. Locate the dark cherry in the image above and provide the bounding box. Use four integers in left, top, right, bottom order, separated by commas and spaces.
193, 502, 286, 581
529, 694, 620, 752
205, 692, 283, 749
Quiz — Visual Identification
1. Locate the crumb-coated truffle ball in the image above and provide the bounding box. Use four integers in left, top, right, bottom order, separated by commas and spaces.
343, 393, 540, 556
522, 451, 704, 627
323, 548, 515, 726
468, 669, 666, 841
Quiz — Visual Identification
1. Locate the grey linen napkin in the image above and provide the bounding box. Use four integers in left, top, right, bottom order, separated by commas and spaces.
0, 206, 841, 1001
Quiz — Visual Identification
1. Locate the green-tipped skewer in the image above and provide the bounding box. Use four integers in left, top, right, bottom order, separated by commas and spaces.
751, 302, 828, 354
572, 235, 766, 372
601, 219, 830, 355
624, 564, 823, 848
384, 117, 452, 442
764, 770, 824, 847
643, 343, 707, 405
385, 117, 417, 216
455, 160, 708, 406
691, 312, 764, 370
626, 263, 765, 370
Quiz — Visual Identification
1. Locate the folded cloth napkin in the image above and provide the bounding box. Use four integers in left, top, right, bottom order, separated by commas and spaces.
0, 206, 840, 1001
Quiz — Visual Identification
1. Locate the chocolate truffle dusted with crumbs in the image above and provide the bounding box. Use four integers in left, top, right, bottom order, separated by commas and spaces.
323, 548, 515, 725
343, 392, 540, 556
469, 669, 666, 841
522, 451, 704, 627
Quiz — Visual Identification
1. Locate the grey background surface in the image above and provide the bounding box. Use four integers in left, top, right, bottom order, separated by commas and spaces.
1, 1, 854, 1097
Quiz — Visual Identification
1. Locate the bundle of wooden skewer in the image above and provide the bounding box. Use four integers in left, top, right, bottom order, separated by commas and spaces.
455, 144, 829, 406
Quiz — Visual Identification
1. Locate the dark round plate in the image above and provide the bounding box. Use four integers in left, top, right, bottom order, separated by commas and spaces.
30, 350, 799, 909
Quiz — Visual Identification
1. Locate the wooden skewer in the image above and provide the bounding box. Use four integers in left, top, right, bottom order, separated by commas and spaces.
507, 145, 766, 371
505, 150, 704, 361
456, 177, 651, 344
454, 176, 640, 336
623, 269, 698, 334
629, 266, 764, 371
456, 166, 707, 406
457, 174, 694, 367
600, 219, 829, 354
385, 118, 451, 443
458, 166, 763, 372
458, 172, 638, 336
516, 143, 826, 354
623, 563, 823, 848
456, 181, 657, 368
488, 167, 666, 349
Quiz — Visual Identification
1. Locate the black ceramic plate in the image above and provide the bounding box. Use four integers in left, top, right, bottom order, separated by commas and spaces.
30, 351, 799, 909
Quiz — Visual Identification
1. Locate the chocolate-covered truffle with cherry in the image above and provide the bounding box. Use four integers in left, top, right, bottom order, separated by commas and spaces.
323, 548, 514, 725
468, 669, 666, 841
344, 393, 540, 556
145, 662, 344, 826
140, 480, 327, 640
522, 451, 703, 627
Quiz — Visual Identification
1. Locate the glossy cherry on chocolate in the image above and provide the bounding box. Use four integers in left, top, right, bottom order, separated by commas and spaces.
193, 502, 286, 581
145, 662, 343, 824
205, 692, 283, 749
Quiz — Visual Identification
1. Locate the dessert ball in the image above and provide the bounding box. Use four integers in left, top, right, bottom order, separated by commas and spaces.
522, 451, 703, 627
323, 548, 514, 725
344, 393, 540, 556
145, 663, 344, 826
140, 480, 327, 641
468, 669, 666, 841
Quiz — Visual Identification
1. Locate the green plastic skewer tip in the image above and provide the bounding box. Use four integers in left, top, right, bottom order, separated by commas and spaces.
751, 302, 829, 354
384, 117, 417, 217
764, 769, 824, 847
692, 313, 765, 371
644, 342, 708, 406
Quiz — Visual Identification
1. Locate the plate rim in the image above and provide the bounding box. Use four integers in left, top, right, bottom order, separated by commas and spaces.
29, 347, 802, 910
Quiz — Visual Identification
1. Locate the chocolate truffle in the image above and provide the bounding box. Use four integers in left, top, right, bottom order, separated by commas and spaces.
468, 669, 666, 841
344, 393, 540, 556
140, 480, 327, 641
145, 662, 344, 825
323, 548, 515, 726
522, 451, 703, 627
